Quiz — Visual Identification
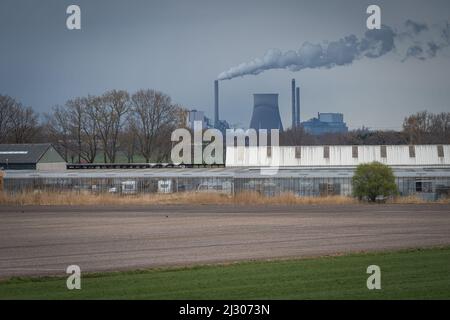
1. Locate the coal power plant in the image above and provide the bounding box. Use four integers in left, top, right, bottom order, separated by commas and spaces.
249, 94, 284, 131
212, 77, 348, 135
213, 78, 303, 132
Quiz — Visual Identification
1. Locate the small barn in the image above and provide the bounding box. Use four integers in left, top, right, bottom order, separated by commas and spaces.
0, 144, 66, 171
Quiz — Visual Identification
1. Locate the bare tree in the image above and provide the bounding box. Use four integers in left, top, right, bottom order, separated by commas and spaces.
280, 127, 311, 146
403, 111, 450, 144
93, 90, 130, 163
80, 96, 99, 163
65, 97, 99, 163
44, 106, 74, 162
65, 98, 84, 163
428, 112, 450, 143
46, 98, 99, 163
8, 103, 39, 143
403, 111, 429, 144
0, 95, 15, 143
131, 89, 181, 162
119, 120, 139, 163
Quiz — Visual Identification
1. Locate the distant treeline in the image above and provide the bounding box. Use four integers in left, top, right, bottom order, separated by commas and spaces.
1, 92, 449, 163
280, 111, 450, 146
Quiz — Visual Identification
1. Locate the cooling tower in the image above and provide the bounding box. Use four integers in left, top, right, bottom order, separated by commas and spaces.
249, 94, 284, 131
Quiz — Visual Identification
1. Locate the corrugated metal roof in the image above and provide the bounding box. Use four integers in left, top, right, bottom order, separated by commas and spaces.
0, 144, 53, 164
4, 166, 450, 179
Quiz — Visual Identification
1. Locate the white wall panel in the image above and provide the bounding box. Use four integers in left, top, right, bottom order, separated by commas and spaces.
226, 145, 450, 167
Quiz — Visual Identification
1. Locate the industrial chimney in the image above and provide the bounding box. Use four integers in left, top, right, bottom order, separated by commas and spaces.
249, 94, 284, 131
296, 86, 300, 127
291, 79, 296, 128
214, 80, 219, 128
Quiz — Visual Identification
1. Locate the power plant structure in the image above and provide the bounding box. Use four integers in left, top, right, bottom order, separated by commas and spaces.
296, 86, 300, 127
214, 80, 219, 127
249, 94, 284, 131
215, 77, 349, 135
213, 80, 230, 133
291, 79, 296, 128
248, 79, 303, 131
302, 112, 348, 135
214, 78, 303, 132
291, 78, 300, 128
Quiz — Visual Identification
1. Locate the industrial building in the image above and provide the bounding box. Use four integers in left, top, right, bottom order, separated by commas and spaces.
225, 145, 448, 167
302, 113, 349, 135
0, 144, 66, 171
1, 144, 449, 201
186, 109, 213, 130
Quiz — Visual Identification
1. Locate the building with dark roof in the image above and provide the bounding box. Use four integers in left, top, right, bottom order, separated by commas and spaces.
0, 144, 66, 171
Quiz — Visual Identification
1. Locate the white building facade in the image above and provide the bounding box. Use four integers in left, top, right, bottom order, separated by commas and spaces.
226, 145, 450, 167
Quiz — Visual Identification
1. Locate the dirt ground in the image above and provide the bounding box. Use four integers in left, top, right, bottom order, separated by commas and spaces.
0, 204, 449, 278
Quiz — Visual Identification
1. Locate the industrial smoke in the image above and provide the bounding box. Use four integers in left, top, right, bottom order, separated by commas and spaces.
217, 20, 450, 80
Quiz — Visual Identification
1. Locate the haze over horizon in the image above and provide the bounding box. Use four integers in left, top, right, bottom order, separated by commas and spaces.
1, 0, 450, 130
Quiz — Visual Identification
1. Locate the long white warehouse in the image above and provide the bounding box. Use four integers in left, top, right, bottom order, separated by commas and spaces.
226, 145, 450, 167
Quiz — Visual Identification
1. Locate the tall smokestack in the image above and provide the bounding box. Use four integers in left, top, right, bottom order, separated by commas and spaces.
296, 86, 300, 127
291, 79, 296, 128
214, 80, 219, 128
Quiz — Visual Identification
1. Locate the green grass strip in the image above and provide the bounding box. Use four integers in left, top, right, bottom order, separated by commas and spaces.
1, 247, 449, 300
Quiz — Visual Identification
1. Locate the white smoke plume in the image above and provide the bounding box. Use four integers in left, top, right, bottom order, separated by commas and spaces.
217, 20, 450, 80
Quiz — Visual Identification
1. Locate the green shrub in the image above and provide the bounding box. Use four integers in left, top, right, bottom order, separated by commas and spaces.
352, 162, 398, 202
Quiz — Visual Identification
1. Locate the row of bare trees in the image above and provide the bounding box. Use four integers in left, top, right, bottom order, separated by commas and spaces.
281, 111, 450, 146
280, 128, 410, 146
0, 95, 40, 144
45, 89, 186, 163
1, 91, 449, 161
403, 111, 450, 144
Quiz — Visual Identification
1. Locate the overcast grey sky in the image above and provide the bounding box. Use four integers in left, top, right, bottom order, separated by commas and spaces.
1, 0, 449, 130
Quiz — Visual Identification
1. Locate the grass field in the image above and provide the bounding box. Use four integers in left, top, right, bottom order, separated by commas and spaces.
0, 247, 449, 300
2, 190, 448, 206
0, 191, 357, 206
